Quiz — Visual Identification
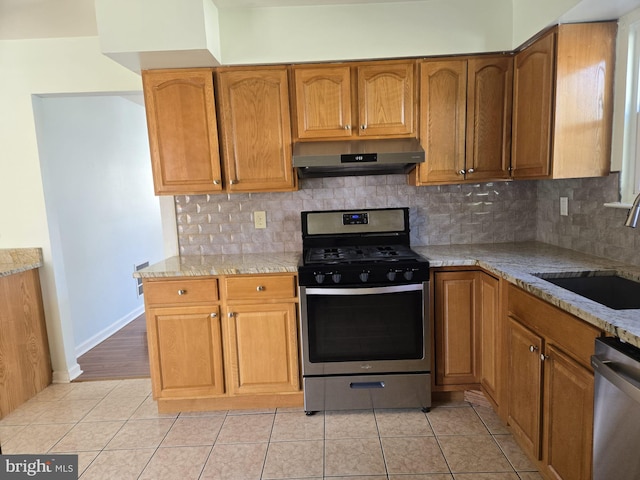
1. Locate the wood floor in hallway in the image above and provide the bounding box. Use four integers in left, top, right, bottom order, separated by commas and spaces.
75, 314, 150, 381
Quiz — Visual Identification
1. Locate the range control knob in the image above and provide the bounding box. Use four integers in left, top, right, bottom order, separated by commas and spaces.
403, 270, 414, 281
332, 273, 342, 284
386, 270, 397, 281
314, 273, 325, 284
359, 271, 370, 283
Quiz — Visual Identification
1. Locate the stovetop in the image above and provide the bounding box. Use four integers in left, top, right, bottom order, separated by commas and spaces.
304, 245, 421, 265
298, 207, 430, 286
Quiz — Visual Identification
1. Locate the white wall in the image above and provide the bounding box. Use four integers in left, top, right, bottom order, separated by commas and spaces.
33, 94, 164, 357
218, 0, 513, 65
512, 0, 580, 46
0, 36, 147, 381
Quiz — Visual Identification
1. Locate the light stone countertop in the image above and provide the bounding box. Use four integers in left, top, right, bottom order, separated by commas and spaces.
133, 252, 301, 277
135, 242, 640, 349
415, 241, 640, 349
0, 248, 44, 277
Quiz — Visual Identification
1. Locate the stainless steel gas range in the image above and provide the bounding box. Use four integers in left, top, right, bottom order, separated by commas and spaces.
297, 207, 431, 414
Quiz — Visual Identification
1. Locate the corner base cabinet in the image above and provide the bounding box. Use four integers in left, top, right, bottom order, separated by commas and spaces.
143, 274, 302, 413
433, 269, 501, 403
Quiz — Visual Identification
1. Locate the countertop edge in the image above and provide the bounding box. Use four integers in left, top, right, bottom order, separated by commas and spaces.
0, 248, 44, 277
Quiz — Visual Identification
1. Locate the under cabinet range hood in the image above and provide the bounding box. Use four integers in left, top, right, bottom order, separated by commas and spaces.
292, 138, 425, 178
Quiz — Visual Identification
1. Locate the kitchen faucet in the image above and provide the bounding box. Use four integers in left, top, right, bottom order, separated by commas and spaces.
625, 193, 640, 227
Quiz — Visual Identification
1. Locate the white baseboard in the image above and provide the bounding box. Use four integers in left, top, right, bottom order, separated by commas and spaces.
74, 305, 145, 358
52, 363, 83, 383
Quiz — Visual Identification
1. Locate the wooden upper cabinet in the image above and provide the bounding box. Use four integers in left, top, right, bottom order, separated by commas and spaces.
511, 31, 555, 179
293, 66, 353, 139
414, 60, 467, 184
512, 22, 616, 180
412, 55, 512, 185
292, 60, 416, 140
142, 69, 223, 195
466, 56, 513, 181
217, 67, 296, 193
357, 62, 415, 136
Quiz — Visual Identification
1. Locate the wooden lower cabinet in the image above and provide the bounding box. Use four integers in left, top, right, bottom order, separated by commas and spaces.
434, 270, 480, 387
542, 344, 594, 480
507, 316, 544, 457
0, 269, 52, 418
433, 270, 500, 394
478, 272, 501, 407
146, 305, 224, 399
224, 303, 299, 395
143, 274, 302, 413
506, 284, 601, 480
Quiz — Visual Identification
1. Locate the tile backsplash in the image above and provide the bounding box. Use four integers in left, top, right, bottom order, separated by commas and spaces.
536, 173, 640, 266
176, 175, 538, 255
175, 171, 640, 267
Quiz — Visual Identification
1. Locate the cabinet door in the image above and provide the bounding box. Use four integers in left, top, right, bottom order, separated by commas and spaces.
224, 303, 300, 395
434, 271, 480, 386
542, 344, 594, 480
511, 31, 555, 179
142, 69, 223, 195
507, 316, 543, 459
217, 67, 295, 192
357, 62, 415, 137
146, 305, 224, 399
293, 65, 353, 139
466, 56, 513, 181
478, 272, 501, 406
414, 60, 467, 185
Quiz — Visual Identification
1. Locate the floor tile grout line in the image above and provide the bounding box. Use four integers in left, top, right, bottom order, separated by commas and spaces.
258, 410, 277, 480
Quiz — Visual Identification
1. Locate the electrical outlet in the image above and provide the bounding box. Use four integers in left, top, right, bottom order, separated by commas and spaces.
560, 197, 569, 216
254, 211, 267, 229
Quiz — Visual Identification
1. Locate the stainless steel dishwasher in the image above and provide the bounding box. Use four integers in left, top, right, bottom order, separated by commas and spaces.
591, 337, 640, 479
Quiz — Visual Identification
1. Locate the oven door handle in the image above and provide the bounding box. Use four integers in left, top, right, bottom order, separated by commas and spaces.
304, 284, 423, 296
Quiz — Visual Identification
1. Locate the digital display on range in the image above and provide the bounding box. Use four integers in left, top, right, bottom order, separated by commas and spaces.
343, 213, 368, 225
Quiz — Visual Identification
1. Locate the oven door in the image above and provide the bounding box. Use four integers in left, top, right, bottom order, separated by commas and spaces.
299, 282, 429, 376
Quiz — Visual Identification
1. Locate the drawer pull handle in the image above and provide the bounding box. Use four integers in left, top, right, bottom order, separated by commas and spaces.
350, 381, 385, 389
177, 290, 187, 295
256, 285, 265, 292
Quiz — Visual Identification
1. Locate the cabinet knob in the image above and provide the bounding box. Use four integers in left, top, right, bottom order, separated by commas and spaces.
230, 179, 239, 185
344, 125, 351, 130
529, 345, 538, 352
210, 312, 217, 318
540, 354, 550, 361
458, 169, 466, 175
213, 180, 221, 185
467, 168, 475, 174
228, 312, 235, 318
177, 289, 187, 295
360, 124, 367, 130
256, 285, 265, 292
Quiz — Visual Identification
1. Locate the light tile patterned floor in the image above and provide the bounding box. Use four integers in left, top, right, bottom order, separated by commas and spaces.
0, 379, 543, 479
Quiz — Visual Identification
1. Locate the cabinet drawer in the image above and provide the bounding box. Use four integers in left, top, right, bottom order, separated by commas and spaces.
225, 275, 296, 301
144, 278, 219, 306
507, 284, 601, 368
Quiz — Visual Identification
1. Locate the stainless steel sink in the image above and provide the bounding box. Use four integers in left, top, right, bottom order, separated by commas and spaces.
534, 271, 640, 310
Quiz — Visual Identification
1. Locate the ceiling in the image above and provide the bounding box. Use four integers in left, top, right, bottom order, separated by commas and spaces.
2, 0, 640, 41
